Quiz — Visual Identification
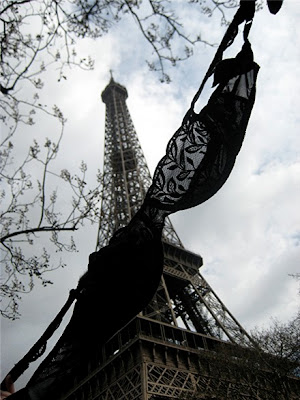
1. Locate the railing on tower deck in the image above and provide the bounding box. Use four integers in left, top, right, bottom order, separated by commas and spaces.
91, 315, 236, 371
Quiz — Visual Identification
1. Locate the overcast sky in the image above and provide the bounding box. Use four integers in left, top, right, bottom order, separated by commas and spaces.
1, 0, 300, 391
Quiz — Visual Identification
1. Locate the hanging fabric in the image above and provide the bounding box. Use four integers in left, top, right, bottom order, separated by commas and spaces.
143, 41, 259, 223
2, 1, 277, 398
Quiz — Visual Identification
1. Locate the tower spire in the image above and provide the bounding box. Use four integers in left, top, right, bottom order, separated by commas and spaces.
109, 69, 114, 82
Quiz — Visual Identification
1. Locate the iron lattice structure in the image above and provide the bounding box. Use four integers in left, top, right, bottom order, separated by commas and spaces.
66, 78, 299, 400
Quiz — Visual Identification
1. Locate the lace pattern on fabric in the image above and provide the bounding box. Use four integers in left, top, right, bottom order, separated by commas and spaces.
144, 61, 259, 221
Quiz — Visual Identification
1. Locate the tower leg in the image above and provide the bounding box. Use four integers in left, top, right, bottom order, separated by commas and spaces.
141, 361, 148, 400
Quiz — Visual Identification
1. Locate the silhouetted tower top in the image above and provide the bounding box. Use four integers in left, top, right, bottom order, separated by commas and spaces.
101, 74, 128, 102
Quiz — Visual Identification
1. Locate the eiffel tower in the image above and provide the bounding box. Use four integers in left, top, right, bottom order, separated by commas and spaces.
63, 77, 298, 400
97, 76, 252, 345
